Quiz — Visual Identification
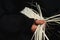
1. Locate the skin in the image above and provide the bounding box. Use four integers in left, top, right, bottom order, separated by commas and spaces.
31, 20, 46, 32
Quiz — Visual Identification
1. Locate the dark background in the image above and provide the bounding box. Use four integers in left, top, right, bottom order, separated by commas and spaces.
0, 0, 60, 40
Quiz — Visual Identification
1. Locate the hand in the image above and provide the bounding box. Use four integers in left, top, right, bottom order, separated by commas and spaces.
35, 20, 46, 25
31, 20, 46, 32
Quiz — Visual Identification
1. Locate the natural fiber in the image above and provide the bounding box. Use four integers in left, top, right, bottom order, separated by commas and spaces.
21, 3, 60, 40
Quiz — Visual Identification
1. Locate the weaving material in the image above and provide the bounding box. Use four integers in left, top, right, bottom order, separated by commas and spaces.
21, 3, 60, 40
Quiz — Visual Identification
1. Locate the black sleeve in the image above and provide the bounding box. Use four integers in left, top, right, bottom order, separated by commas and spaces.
0, 0, 34, 32
0, 0, 34, 40
17, 13, 34, 33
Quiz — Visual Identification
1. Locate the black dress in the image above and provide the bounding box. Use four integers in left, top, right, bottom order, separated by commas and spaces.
0, 0, 34, 40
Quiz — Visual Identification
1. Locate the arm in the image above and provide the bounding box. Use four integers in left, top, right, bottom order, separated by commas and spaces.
17, 13, 34, 33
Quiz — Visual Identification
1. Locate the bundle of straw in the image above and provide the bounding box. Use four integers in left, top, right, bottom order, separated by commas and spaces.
21, 3, 60, 40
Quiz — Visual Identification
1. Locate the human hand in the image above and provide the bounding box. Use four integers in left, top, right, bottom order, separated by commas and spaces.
35, 20, 46, 25
31, 20, 46, 32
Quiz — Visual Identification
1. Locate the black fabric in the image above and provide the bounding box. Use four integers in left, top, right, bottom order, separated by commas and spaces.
0, 0, 34, 40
